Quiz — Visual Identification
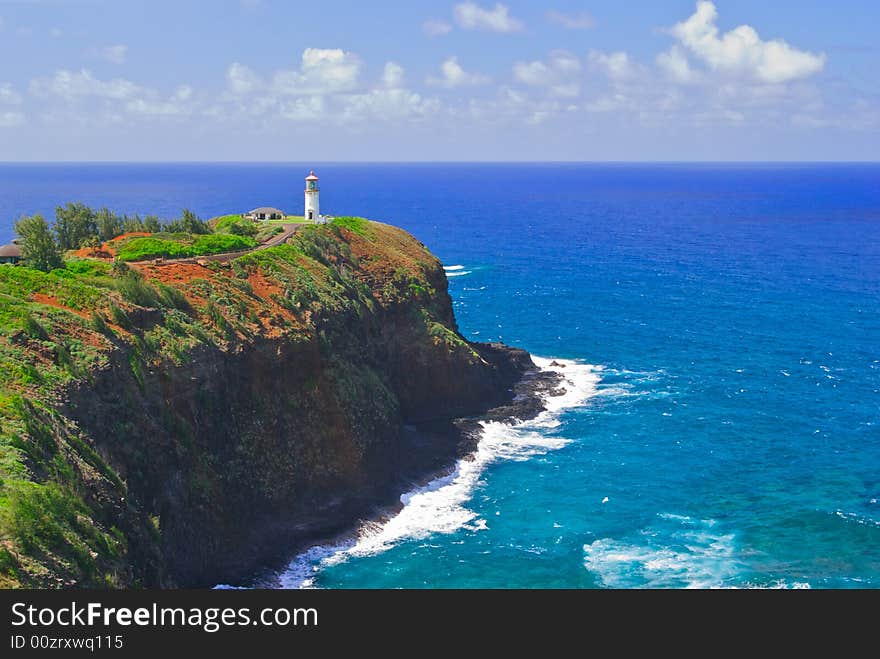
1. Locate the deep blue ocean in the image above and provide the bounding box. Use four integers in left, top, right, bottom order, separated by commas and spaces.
2, 163, 878, 588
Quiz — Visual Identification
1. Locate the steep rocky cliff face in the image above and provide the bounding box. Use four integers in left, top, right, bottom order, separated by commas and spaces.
0, 219, 533, 588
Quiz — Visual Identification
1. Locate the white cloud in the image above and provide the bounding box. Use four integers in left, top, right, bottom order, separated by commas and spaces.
423, 19, 452, 37
340, 89, 438, 123
221, 50, 434, 124
126, 96, 187, 117
278, 96, 324, 121
100, 44, 128, 65
670, 1, 825, 84
513, 50, 581, 97
427, 56, 490, 88
272, 48, 361, 95
30, 69, 143, 100
5, 10, 863, 156
464, 85, 579, 127
227, 62, 261, 95
302, 48, 360, 87
0, 111, 24, 127
546, 10, 594, 30
382, 62, 405, 88
656, 46, 698, 84
588, 50, 636, 81
512, 61, 549, 86
583, 93, 632, 114
0, 83, 22, 105
174, 85, 193, 101
228, 51, 362, 98
28, 70, 194, 121
453, 2, 523, 33
269, 86, 437, 124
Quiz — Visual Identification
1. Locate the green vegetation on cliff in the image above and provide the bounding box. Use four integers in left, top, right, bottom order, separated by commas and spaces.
11, 205, 217, 273
116, 234, 257, 262
211, 214, 245, 233
212, 214, 285, 242
0, 218, 500, 588
331, 216, 372, 237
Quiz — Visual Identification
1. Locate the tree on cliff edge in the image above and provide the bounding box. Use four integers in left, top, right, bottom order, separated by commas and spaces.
15, 214, 63, 272
54, 202, 97, 250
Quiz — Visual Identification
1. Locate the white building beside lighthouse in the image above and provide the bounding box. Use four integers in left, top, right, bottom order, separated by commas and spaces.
305, 171, 320, 223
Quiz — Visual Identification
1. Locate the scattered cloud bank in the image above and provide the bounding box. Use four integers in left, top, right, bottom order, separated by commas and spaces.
453, 2, 523, 33
382, 62, 405, 88
223, 49, 437, 123
588, 50, 637, 81
513, 50, 581, 97
656, 46, 699, 84
0, 83, 22, 105
30, 69, 144, 101
427, 57, 490, 88
28, 68, 195, 120
2, 0, 873, 157
0, 81, 24, 126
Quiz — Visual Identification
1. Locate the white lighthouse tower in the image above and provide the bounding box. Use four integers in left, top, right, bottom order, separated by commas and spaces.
304, 171, 320, 223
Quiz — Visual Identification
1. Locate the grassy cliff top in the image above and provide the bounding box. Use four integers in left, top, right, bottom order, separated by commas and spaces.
0, 217, 443, 397
0, 217, 466, 587
114, 233, 257, 262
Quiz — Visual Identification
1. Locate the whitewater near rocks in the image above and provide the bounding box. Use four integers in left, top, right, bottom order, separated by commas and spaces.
260, 357, 602, 589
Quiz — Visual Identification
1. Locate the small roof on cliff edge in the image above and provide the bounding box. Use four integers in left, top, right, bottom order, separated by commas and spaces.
0, 243, 22, 257
305, 171, 319, 181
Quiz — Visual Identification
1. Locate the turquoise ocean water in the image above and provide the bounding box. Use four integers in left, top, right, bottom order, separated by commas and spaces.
2, 163, 878, 588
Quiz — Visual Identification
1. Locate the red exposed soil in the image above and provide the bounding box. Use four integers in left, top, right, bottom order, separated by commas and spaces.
133, 261, 297, 337
135, 262, 215, 309
31, 293, 90, 318
135, 262, 211, 285
247, 270, 296, 336
70, 248, 114, 260
109, 232, 151, 242
30, 293, 108, 348
247, 270, 281, 299
70, 232, 152, 260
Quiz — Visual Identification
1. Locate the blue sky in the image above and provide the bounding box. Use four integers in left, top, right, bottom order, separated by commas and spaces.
0, 0, 877, 160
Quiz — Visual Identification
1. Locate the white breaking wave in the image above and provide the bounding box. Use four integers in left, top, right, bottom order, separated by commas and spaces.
593, 367, 671, 402
834, 510, 880, 528
583, 514, 742, 589
444, 265, 472, 277
747, 580, 812, 590
274, 356, 602, 589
